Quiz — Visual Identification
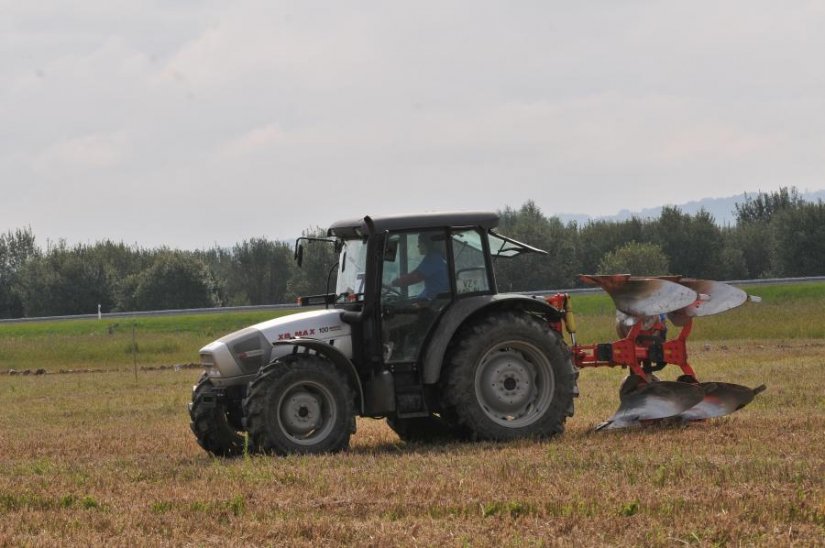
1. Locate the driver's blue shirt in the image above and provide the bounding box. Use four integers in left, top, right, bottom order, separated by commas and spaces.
415, 252, 449, 300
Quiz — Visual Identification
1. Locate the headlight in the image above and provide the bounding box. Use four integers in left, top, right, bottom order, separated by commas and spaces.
200, 352, 221, 377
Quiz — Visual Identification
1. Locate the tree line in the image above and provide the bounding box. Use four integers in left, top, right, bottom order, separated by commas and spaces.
0, 228, 335, 319
1, 187, 823, 318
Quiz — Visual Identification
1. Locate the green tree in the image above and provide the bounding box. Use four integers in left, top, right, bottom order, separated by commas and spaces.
735, 186, 803, 224
131, 252, 219, 311
229, 238, 293, 305
649, 207, 724, 278
196, 246, 234, 306
716, 232, 749, 280
18, 242, 113, 317
88, 240, 153, 311
732, 187, 805, 278
495, 201, 580, 291
730, 222, 774, 278
770, 201, 825, 276
577, 217, 647, 275
597, 241, 669, 276
0, 227, 39, 318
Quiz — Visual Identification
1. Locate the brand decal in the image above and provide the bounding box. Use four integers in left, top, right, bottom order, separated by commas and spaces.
277, 329, 316, 340
276, 324, 343, 340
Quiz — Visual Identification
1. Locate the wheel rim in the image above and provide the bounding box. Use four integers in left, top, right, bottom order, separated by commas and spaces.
276, 381, 338, 446
474, 340, 555, 428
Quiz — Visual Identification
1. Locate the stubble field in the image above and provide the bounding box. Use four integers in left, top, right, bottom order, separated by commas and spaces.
1, 284, 824, 546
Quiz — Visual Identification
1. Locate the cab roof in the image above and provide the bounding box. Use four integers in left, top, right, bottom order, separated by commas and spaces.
327, 211, 499, 238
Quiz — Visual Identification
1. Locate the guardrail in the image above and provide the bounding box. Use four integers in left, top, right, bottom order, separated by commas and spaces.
0, 303, 301, 324
1, 276, 824, 325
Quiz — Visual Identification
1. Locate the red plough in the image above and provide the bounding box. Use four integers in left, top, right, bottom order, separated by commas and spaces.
546, 275, 766, 430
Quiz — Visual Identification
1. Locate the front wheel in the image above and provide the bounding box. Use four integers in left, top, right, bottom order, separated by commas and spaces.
189, 375, 249, 457
244, 355, 355, 456
443, 311, 578, 441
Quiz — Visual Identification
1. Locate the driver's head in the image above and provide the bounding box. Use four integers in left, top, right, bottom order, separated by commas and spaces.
417, 233, 443, 254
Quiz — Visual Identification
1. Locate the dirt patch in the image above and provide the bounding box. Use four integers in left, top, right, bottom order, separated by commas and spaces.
5, 363, 200, 376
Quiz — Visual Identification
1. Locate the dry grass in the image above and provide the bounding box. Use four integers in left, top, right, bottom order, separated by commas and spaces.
1, 340, 823, 546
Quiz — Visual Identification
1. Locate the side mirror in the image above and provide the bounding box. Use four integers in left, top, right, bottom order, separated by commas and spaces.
383, 239, 398, 262
295, 244, 304, 267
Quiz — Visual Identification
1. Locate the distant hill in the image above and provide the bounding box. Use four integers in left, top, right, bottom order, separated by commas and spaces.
557, 189, 825, 226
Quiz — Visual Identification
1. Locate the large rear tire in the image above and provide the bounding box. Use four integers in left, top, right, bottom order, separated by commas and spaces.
189, 375, 249, 457
244, 355, 355, 456
443, 311, 577, 441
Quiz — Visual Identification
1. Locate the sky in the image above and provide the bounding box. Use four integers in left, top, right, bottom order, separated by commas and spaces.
2, 1, 824, 250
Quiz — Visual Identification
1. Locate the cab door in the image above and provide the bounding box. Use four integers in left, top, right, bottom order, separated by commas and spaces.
379, 230, 451, 364
450, 228, 493, 296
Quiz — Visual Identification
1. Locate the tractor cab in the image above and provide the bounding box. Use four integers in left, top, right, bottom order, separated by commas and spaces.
326, 212, 545, 369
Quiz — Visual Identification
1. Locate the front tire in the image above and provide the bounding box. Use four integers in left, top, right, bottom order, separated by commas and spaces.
443, 311, 577, 441
244, 355, 355, 456
189, 375, 249, 457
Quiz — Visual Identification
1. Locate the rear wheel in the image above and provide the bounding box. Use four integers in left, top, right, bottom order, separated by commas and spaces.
189, 375, 249, 457
244, 355, 355, 456
443, 311, 577, 441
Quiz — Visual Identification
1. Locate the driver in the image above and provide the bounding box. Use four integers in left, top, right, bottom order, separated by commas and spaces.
391, 233, 449, 300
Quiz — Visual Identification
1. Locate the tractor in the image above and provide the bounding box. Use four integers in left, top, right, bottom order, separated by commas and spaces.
189, 211, 764, 457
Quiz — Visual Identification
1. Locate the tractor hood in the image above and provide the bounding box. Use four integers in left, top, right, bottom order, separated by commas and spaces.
198, 309, 352, 384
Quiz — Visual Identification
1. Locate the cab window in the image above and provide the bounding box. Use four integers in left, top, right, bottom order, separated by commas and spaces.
335, 238, 368, 302
451, 229, 490, 295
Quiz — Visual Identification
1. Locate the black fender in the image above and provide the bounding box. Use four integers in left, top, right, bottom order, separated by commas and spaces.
421, 293, 562, 384
271, 339, 365, 415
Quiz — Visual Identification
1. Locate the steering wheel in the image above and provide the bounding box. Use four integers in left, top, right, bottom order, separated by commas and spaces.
382, 283, 403, 297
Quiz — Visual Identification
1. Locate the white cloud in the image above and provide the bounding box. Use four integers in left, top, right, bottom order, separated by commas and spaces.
36, 131, 130, 170
154, 5, 376, 91
220, 123, 285, 157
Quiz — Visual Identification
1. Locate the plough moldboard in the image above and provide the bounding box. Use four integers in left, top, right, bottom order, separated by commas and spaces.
546, 274, 766, 430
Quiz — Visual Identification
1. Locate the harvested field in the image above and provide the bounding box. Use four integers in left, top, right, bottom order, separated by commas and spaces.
2, 346, 823, 546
